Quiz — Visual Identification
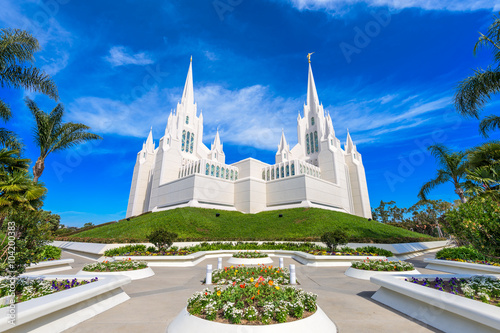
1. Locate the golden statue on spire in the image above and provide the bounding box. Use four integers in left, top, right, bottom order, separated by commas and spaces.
307, 52, 314, 63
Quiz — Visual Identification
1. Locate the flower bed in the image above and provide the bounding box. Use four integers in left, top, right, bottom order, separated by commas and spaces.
370, 274, 500, 333
0, 277, 98, 306
208, 265, 291, 285
406, 275, 500, 306
435, 247, 500, 267
351, 259, 415, 271
232, 251, 268, 258
82, 259, 148, 272
187, 283, 317, 325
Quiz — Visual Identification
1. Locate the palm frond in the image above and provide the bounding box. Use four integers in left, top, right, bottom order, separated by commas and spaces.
0, 98, 12, 122
0, 28, 39, 66
454, 67, 500, 117
1, 65, 58, 100
479, 114, 500, 137
0, 128, 22, 150
418, 169, 450, 201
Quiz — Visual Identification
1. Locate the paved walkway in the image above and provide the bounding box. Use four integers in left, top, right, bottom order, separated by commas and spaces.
56, 251, 444, 333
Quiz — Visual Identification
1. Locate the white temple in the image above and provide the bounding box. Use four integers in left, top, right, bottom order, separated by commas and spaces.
126, 57, 372, 218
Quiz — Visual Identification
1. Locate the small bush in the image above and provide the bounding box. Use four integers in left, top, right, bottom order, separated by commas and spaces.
146, 246, 156, 252
321, 230, 348, 252
104, 244, 146, 257
435, 246, 486, 261
355, 246, 393, 257
41, 245, 61, 260
147, 228, 178, 250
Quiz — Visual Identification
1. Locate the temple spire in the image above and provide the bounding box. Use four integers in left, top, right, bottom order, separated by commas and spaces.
345, 130, 355, 153
307, 62, 319, 109
145, 127, 154, 152
181, 58, 194, 105
278, 129, 288, 152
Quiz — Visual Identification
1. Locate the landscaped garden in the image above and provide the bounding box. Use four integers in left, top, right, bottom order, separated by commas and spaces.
351, 259, 415, 271
187, 283, 317, 324
406, 275, 500, 307
82, 259, 148, 272
207, 265, 290, 285
434, 247, 500, 267
0, 277, 98, 306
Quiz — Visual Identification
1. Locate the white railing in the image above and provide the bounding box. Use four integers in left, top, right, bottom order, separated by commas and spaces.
261, 159, 321, 181
178, 159, 239, 181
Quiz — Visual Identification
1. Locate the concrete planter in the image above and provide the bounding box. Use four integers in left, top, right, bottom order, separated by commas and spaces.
344, 267, 420, 280
424, 258, 500, 274
22, 259, 74, 275
76, 266, 155, 280
227, 256, 273, 266
0, 274, 131, 333
370, 274, 500, 333
167, 306, 337, 333
0, 295, 12, 306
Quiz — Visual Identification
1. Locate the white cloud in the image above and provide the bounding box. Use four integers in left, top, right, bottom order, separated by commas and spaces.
283, 0, 499, 13
105, 46, 154, 67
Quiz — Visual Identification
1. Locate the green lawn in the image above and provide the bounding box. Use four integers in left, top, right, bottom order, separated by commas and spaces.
61, 207, 438, 243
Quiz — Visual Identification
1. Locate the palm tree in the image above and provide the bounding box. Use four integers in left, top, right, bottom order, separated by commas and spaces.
25, 97, 102, 182
0, 28, 59, 149
418, 144, 469, 203
454, 13, 500, 137
465, 141, 500, 198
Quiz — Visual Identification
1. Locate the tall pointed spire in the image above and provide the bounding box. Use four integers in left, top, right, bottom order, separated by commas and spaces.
146, 127, 154, 152
181, 57, 194, 105
345, 130, 355, 153
277, 129, 289, 152
307, 61, 319, 108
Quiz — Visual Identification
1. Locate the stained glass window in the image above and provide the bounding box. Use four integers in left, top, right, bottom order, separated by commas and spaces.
206, 163, 209, 175
310, 132, 314, 153
211, 165, 214, 176
216, 166, 220, 177
286, 165, 289, 177
271, 169, 274, 180
281, 166, 284, 178
311, 117, 315, 125
190, 133, 194, 153
231, 170, 234, 180
186, 116, 189, 124
182, 130, 186, 151
314, 131, 319, 152
306, 134, 310, 154
291, 163, 295, 176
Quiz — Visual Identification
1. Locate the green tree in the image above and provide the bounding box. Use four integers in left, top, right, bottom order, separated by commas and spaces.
0, 28, 58, 149
371, 200, 408, 223
464, 141, 500, 199
147, 227, 177, 251
444, 196, 500, 257
418, 144, 469, 203
454, 13, 500, 137
320, 230, 349, 252
25, 97, 102, 182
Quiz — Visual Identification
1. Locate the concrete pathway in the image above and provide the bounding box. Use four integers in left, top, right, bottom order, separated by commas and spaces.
55, 252, 445, 333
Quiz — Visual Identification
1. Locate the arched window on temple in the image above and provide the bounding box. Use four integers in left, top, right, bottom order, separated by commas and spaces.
306, 134, 310, 154
216, 166, 220, 177
186, 116, 189, 124
286, 165, 289, 177
205, 163, 209, 175
291, 163, 295, 176
211, 165, 215, 176
310, 132, 314, 153
281, 166, 284, 178
311, 117, 315, 126
221, 167, 225, 179
267, 169, 270, 180
314, 131, 319, 152
276, 167, 280, 179
235, 171, 238, 180
190, 134, 194, 153
262, 171, 265, 180
186, 132, 191, 151
271, 169, 274, 180
182, 130, 186, 151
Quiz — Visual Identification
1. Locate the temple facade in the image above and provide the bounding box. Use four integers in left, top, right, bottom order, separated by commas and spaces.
126, 58, 372, 218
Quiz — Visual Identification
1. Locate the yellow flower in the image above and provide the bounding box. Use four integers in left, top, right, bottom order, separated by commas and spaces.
235, 270, 238, 273
275, 286, 280, 290
250, 278, 254, 282
217, 290, 221, 296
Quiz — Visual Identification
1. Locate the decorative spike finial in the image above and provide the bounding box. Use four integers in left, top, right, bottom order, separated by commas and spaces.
190, 55, 192, 62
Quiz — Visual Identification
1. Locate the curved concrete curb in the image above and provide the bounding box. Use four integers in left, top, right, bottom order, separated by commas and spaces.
227, 256, 273, 266
0, 274, 131, 333
22, 259, 74, 276
424, 258, 500, 274
167, 305, 337, 332
344, 267, 420, 280
76, 267, 155, 280
370, 273, 500, 333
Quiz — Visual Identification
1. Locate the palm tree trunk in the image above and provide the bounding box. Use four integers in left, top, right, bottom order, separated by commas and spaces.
32, 157, 45, 183
454, 187, 467, 203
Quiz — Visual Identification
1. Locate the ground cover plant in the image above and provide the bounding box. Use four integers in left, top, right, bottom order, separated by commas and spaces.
103, 242, 394, 257
187, 283, 317, 324
435, 246, 500, 266
406, 276, 500, 307
82, 259, 148, 272
232, 251, 268, 258
39, 245, 61, 261
0, 277, 98, 306
351, 259, 415, 271
207, 265, 291, 285
59, 207, 438, 243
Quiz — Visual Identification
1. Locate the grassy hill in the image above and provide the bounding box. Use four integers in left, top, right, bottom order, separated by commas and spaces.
59, 207, 438, 243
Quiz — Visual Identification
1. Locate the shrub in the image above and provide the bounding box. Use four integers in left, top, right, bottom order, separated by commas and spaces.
103, 244, 146, 257
147, 228, 178, 250
321, 230, 348, 252
40, 245, 61, 260
355, 246, 393, 257
435, 246, 486, 261
444, 196, 500, 257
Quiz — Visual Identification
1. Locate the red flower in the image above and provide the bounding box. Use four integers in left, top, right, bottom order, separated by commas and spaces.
240, 283, 246, 288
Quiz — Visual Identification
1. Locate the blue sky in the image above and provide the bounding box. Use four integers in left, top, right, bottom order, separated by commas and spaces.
1, 0, 500, 226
